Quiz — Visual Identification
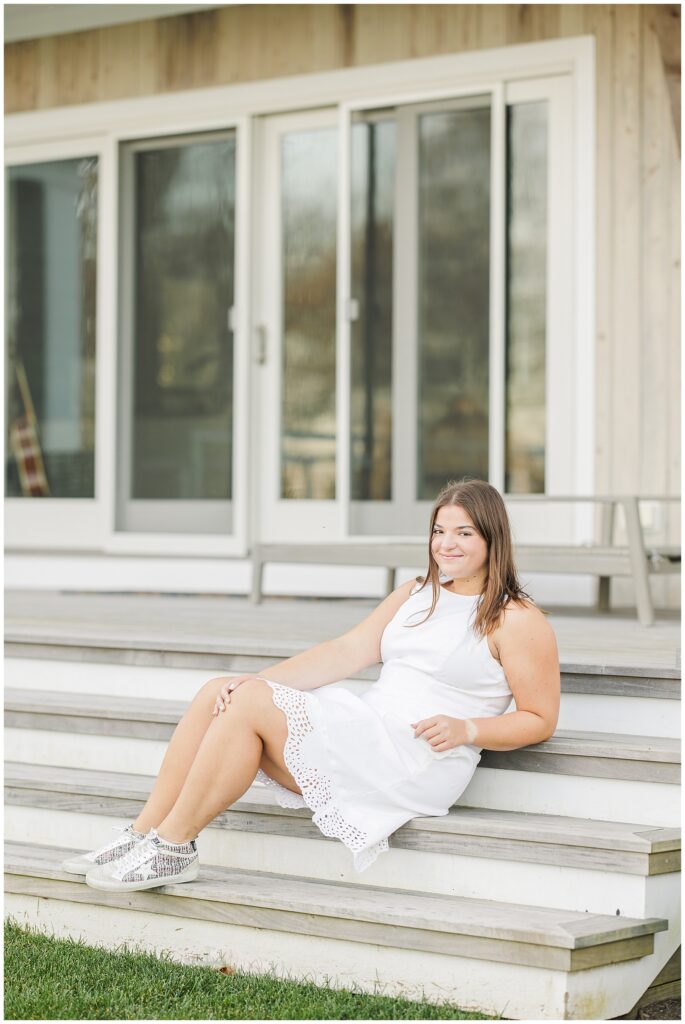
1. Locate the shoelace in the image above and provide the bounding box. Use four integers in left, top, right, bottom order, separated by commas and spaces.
92, 824, 136, 858
112, 836, 157, 877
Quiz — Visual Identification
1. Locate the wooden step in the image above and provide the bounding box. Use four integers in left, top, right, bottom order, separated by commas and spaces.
4, 840, 668, 973
6, 655, 680, 740
4, 652, 681, 704
6, 762, 679, 879
5, 688, 680, 784
5, 588, 680, 678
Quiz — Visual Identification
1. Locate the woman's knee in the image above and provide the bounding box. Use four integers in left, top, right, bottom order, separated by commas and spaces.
197, 676, 269, 714
196, 676, 232, 707
225, 677, 270, 708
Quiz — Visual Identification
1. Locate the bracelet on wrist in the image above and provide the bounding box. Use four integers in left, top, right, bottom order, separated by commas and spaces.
464, 719, 478, 744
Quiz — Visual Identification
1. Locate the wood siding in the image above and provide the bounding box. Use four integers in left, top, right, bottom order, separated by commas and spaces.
5, 4, 680, 602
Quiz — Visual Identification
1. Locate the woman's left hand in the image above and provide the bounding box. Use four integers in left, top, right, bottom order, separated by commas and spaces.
411, 715, 469, 752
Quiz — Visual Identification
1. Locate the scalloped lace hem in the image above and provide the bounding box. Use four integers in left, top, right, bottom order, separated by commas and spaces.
255, 680, 389, 873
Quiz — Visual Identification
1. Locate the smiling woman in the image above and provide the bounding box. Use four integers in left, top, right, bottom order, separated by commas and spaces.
63, 477, 559, 889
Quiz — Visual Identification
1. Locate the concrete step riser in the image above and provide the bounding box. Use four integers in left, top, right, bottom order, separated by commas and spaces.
5, 729, 680, 827
558, 693, 680, 739
6, 658, 681, 738
5, 804, 673, 918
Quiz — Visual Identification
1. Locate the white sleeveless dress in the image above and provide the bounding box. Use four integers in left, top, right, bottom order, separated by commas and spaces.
255, 579, 515, 872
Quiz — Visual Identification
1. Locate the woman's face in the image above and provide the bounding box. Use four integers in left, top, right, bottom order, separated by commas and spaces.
431, 504, 488, 581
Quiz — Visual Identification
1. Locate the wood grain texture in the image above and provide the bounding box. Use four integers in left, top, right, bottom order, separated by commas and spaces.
7, 867, 658, 971
5, 761, 681, 874
5, 589, 681, 673
5, 689, 679, 776
4, 839, 668, 962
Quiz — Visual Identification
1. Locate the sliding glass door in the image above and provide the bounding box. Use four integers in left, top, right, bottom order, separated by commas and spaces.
255, 78, 574, 544
118, 130, 238, 534
349, 94, 494, 536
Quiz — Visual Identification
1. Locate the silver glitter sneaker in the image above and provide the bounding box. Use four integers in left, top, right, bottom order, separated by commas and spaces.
85, 827, 199, 891
61, 824, 146, 875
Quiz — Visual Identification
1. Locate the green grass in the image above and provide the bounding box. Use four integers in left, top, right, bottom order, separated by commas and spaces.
4, 919, 498, 1020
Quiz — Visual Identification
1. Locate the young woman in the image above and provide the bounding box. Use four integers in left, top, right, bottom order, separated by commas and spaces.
63, 478, 560, 890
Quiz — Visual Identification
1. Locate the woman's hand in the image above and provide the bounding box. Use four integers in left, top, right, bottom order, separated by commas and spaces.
212, 676, 254, 716
411, 715, 474, 752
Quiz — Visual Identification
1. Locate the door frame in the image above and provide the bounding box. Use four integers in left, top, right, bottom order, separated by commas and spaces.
252, 107, 341, 544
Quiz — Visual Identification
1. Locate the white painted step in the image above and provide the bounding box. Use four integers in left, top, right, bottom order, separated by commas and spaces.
5, 655, 681, 737
4, 839, 672, 1020
5, 689, 680, 827
6, 762, 680, 918
5, 727, 679, 827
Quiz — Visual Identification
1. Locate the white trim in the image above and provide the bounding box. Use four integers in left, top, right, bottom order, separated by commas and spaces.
98, 135, 119, 542
5, 36, 596, 558
572, 37, 597, 500
393, 104, 419, 525
489, 83, 507, 492
233, 117, 251, 559
336, 106, 352, 538
255, 109, 341, 543
5, 136, 108, 549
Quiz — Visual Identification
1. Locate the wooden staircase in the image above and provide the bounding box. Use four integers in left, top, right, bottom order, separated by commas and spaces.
4, 592, 681, 1019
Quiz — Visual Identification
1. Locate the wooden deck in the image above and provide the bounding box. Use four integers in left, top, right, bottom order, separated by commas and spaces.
5, 589, 680, 673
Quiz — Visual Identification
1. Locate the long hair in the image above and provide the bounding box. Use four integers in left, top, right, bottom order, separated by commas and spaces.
408, 478, 534, 639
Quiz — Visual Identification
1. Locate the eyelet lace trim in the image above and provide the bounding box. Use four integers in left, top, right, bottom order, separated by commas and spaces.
255, 681, 389, 872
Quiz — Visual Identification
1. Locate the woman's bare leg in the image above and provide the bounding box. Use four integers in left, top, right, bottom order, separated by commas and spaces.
131, 677, 299, 834
155, 678, 296, 843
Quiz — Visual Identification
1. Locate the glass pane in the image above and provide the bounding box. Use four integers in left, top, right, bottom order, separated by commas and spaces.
417, 104, 491, 499
281, 128, 337, 500
6, 157, 98, 498
132, 135, 235, 501
505, 102, 547, 493
350, 117, 395, 501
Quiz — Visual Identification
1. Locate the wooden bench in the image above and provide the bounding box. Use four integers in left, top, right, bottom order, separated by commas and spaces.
250, 496, 680, 626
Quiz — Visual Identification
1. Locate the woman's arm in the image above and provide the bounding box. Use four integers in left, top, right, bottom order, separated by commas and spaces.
252, 578, 417, 691
413, 601, 560, 752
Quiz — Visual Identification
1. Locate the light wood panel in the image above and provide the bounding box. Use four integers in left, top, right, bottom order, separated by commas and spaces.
5, 840, 667, 968
4, 688, 680, 782
5, 588, 681, 671
6, 761, 680, 874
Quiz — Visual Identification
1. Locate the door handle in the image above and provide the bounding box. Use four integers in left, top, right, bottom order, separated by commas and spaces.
254, 324, 267, 365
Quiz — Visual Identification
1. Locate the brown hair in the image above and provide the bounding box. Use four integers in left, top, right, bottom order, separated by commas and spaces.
408, 478, 534, 639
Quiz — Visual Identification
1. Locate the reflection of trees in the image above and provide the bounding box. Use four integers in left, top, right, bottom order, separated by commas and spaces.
418, 108, 491, 497
281, 130, 339, 500
135, 141, 235, 419
77, 158, 98, 454
133, 139, 236, 500
505, 103, 547, 494
282, 195, 338, 500
348, 121, 396, 501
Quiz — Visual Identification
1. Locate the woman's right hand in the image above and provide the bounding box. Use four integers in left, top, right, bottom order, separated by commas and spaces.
212, 675, 254, 716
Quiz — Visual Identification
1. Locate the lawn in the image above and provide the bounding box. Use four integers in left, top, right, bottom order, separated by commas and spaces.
4, 919, 497, 1020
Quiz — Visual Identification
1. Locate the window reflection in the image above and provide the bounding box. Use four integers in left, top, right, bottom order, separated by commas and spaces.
350, 117, 395, 502
6, 158, 98, 499
505, 102, 547, 493
417, 105, 491, 498
281, 128, 337, 500
131, 136, 235, 501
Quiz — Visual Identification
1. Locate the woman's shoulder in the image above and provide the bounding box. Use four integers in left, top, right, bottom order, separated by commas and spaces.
494, 595, 556, 646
